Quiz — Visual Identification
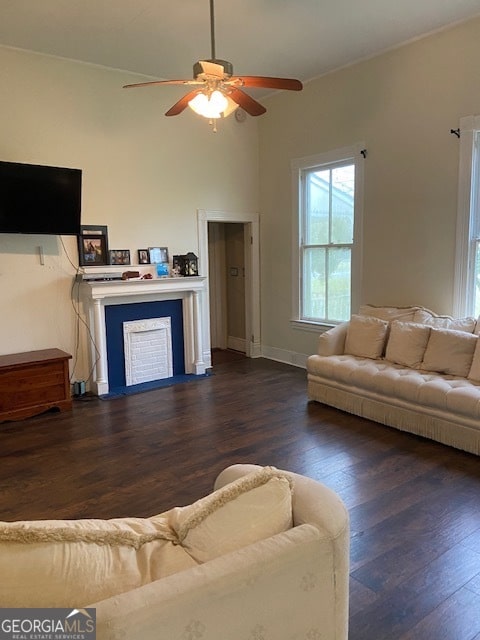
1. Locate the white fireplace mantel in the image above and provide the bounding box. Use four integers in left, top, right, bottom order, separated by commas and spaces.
81, 277, 207, 395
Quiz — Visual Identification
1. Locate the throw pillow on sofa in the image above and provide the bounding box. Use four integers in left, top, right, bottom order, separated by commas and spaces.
413, 309, 476, 333
467, 339, 480, 383
385, 321, 431, 368
169, 466, 293, 563
421, 328, 478, 377
359, 305, 420, 322
344, 314, 389, 359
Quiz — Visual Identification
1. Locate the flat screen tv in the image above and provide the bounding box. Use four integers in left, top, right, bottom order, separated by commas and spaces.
0, 160, 82, 235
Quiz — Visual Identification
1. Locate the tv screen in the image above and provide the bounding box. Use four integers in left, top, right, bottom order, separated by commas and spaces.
0, 160, 82, 235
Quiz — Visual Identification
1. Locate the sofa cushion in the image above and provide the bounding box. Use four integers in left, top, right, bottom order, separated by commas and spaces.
169, 466, 293, 563
385, 321, 431, 368
344, 314, 389, 359
359, 305, 419, 321
0, 515, 197, 607
421, 328, 478, 377
308, 353, 480, 419
413, 309, 476, 333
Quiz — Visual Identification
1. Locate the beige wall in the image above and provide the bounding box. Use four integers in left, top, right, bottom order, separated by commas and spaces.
0, 46, 259, 380
258, 16, 480, 360
3, 15, 480, 376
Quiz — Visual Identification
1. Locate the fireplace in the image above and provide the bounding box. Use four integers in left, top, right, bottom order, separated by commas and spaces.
80, 276, 208, 395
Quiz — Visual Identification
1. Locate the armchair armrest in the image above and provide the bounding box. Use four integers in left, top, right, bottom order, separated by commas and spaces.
214, 464, 348, 539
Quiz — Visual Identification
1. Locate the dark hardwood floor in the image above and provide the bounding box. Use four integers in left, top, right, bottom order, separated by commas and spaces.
1, 357, 480, 639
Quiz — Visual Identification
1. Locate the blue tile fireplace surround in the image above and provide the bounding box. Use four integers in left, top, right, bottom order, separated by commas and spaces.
105, 300, 185, 392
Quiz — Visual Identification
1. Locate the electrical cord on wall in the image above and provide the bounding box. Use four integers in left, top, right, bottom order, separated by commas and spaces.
60, 237, 100, 386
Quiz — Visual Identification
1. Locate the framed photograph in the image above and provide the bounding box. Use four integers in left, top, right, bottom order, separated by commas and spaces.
148, 247, 169, 264
138, 249, 150, 264
156, 263, 169, 277
80, 224, 108, 238
78, 225, 109, 267
109, 249, 131, 265
78, 234, 108, 266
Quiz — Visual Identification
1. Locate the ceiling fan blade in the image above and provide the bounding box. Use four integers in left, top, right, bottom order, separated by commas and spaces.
228, 88, 266, 116
165, 89, 203, 116
123, 79, 200, 89
232, 76, 303, 91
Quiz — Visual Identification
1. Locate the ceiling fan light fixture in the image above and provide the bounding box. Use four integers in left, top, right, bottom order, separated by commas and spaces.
123, 0, 302, 126
188, 90, 237, 119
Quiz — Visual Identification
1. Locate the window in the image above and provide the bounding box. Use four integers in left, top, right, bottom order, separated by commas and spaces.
454, 116, 480, 317
292, 145, 364, 328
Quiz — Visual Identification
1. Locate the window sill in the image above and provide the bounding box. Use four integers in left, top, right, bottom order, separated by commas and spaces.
290, 319, 336, 333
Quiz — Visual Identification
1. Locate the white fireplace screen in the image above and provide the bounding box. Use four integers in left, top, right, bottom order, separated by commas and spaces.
123, 317, 173, 386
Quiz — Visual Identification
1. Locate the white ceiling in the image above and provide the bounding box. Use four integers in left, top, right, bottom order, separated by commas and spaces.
2, 0, 480, 92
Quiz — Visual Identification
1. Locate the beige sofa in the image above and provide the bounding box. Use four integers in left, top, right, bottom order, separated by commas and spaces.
307, 305, 480, 456
0, 464, 349, 640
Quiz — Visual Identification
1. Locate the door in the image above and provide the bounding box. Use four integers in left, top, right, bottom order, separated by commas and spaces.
208, 222, 246, 353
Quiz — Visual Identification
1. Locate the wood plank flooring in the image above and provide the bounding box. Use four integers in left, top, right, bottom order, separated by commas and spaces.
1, 357, 480, 639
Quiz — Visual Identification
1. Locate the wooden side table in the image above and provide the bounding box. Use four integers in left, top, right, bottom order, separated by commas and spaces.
0, 349, 72, 423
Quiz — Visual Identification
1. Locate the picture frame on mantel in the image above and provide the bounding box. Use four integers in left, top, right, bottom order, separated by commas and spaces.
78, 225, 109, 267
148, 247, 169, 264
138, 249, 150, 264
109, 249, 131, 265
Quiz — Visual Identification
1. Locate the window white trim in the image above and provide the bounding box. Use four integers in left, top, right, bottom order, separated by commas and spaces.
291, 143, 364, 327
453, 115, 480, 317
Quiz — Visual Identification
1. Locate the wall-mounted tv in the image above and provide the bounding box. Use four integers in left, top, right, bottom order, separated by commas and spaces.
0, 160, 82, 235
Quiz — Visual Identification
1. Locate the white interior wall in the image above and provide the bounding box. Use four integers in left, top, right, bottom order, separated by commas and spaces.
258, 16, 480, 362
0, 46, 259, 381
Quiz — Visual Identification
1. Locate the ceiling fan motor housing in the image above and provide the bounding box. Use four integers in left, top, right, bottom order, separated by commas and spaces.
194, 59, 233, 79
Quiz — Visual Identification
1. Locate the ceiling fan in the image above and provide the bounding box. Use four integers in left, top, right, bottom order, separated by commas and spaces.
123, 0, 303, 125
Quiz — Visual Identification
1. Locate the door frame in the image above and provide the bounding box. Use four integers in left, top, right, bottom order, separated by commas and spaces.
197, 209, 261, 362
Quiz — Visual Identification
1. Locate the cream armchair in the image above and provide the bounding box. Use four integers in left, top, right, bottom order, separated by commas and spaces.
93, 464, 349, 640
0, 464, 349, 640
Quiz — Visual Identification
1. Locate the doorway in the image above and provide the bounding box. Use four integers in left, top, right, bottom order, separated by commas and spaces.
197, 209, 261, 365
208, 222, 246, 361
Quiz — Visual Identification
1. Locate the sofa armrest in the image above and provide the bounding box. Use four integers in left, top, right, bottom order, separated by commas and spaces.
91, 524, 348, 640
214, 464, 348, 540
214, 463, 349, 640
317, 322, 349, 356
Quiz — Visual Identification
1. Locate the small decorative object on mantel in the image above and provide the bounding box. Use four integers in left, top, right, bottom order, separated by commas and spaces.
185, 252, 199, 276
172, 255, 184, 276
172, 253, 199, 277
121, 270, 140, 280
156, 263, 169, 277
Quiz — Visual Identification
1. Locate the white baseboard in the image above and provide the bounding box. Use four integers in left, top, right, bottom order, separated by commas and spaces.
250, 340, 262, 358
261, 345, 308, 369
227, 336, 246, 352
